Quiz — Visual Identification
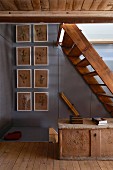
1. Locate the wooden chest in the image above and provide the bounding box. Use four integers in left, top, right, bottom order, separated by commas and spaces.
58, 118, 113, 160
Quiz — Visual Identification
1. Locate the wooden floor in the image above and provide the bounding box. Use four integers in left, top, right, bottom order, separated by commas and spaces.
0, 142, 113, 170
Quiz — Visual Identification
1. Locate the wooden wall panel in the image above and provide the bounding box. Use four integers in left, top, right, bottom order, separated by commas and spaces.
40, 0, 49, 11
31, 0, 41, 10
90, 130, 101, 157
0, 0, 18, 10
49, 0, 58, 10
73, 0, 84, 10
101, 129, 113, 156
61, 129, 90, 157
15, 0, 33, 10
58, 0, 66, 10
82, 0, 93, 10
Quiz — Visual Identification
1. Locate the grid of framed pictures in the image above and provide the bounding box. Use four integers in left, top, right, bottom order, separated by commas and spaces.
16, 24, 49, 111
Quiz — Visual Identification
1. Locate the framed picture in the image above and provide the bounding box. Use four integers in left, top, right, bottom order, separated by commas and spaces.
34, 92, 48, 111
33, 24, 48, 42
16, 25, 31, 42
17, 69, 32, 88
17, 92, 32, 111
16, 47, 31, 66
34, 69, 48, 88
34, 46, 48, 65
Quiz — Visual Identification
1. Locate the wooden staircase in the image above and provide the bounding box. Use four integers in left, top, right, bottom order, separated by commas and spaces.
59, 24, 113, 116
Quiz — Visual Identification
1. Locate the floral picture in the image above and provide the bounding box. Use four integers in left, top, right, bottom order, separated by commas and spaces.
34, 92, 48, 111
33, 24, 48, 42
17, 92, 32, 111
16, 47, 31, 65
16, 25, 31, 42
34, 69, 48, 88
17, 69, 32, 88
34, 46, 48, 65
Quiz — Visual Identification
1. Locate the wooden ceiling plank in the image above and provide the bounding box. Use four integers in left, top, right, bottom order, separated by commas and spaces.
82, 0, 94, 10
97, 0, 111, 10
15, 0, 33, 10
0, 0, 18, 10
58, 0, 66, 10
0, 2, 5, 10
40, 0, 49, 11
90, 0, 103, 10
73, 0, 84, 10
31, 0, 41, 10
49, 0, 58, 11
65, 0, 73, 11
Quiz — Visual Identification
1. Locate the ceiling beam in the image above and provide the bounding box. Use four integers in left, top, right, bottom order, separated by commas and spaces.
0, 11, 113, 23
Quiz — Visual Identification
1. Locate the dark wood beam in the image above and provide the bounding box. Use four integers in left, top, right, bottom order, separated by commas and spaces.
0, 11, 113, 23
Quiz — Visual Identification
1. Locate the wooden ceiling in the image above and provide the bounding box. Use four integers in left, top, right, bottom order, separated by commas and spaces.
0, 0, 113, 23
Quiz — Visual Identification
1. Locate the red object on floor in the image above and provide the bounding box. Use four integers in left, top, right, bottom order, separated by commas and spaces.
4, 131, 22, 140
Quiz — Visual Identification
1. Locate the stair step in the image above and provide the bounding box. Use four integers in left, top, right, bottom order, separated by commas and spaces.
68, 45, 82, 57
89, 84, 106, 86
83, 71, 97, 77
76, 58, 90, 67
97, 93, 113, 98
104, 103, 113, 106
62, 32, 74, 48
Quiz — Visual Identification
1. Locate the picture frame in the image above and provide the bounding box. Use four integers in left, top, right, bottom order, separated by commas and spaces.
34, 69, 48, 88
17, 69, 32, 88
17, 92, 32, 111
33, 24, 48, 42
16, 25, 31, 42
16, 46, 31, 66
34, 92, 48, 111
34, 46, 48, 66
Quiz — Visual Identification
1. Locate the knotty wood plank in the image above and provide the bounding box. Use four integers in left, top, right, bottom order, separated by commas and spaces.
79, 161, 101, 170
0, 143, 24, 170
58, 0, 66, 10
38, 143, 48, 170
0, 0, 18, 10
66, 0, 73, 10
98, 161, 113, 170
12, 142, 30, 170
40, 0, 49, 11
15, 0, 33, 10
73, 0, 84, 10
72, 161, 80, 170
62, 24, 113, 94
90, 0, 103, 10
82, 0, 94, 10
47, 143, 54, 170
32, 143, 45, 170
53, 143, 60, 170
49, 0, 58, 10
31, 0, 41, 10
25, 143, 40, 170
16, 143, 35, 170
90, 130, 101, 157
60, 160, 68, 170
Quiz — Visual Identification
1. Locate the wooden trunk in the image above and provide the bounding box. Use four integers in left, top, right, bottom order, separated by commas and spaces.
58, 119, 113, 160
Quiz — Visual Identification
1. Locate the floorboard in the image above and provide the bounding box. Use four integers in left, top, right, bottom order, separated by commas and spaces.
0, 142, 112, 170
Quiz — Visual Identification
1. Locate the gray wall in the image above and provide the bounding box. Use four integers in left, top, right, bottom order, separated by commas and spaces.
0, 25, 13, 130
12, 24, 59, 129
12, 24, 111, 132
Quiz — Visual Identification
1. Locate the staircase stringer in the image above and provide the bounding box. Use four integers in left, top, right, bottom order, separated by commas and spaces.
61, 24, 113, 95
